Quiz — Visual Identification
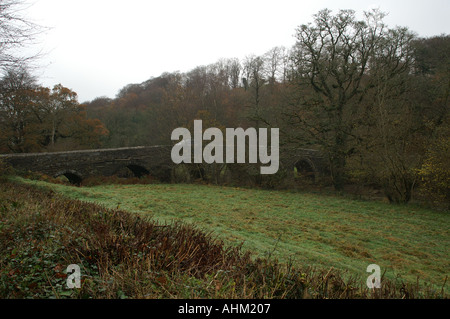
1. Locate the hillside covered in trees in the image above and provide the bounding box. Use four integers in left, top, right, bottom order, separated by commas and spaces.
1, 8, 449, 206
85, 10, 448, 206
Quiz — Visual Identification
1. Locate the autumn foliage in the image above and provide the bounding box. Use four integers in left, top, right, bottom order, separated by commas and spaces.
0, 72, 108, 153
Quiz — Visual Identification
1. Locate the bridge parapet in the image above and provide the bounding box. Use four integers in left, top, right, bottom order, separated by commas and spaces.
1, 146, 173, 183
1, 145, 328, 184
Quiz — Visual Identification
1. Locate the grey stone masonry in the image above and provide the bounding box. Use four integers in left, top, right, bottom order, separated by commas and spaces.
1, 145, 328, 184
1, 146, 174, 183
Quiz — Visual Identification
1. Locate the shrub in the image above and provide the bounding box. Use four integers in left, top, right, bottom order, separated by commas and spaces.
418, 137, 450, 207
0, 159, 13, 181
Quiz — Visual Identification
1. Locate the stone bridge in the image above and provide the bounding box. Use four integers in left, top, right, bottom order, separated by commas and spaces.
280, 147, 329, 181
1, 145, 328, 184
1, 146, 173, 184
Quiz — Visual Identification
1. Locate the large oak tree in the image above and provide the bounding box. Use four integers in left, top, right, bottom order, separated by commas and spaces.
287, 9, 416, 191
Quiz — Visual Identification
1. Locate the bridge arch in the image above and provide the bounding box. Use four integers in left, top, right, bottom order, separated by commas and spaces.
126, 164, 150, 178
294, 158, 317, 181
54, 170, 83, 185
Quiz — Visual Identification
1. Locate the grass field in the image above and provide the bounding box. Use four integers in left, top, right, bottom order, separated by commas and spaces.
13, 176, 449, 294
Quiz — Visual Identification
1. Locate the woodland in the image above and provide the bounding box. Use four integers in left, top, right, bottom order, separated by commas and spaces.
1, 5, 448, 206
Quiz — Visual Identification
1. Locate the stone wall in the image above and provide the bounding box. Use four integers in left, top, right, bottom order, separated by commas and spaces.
1, 146, 173, 183
1, 145, 328, 184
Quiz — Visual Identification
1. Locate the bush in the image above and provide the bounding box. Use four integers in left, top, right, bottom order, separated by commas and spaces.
0, 159, 13, 181
418, 137, 450, 207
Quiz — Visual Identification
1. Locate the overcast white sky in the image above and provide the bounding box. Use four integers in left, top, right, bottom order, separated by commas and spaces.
25, 0, 450, 102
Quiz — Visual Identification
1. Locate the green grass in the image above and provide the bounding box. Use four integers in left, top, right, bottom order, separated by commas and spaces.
13, 176, 449, 293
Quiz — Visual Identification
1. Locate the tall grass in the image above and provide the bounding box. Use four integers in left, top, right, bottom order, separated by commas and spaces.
0, 180, 446, 298
13, 176, 449, 294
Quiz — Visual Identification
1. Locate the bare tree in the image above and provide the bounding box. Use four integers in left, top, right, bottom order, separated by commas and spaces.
225, 58, 241, 89
287, 9, 416, 191
263, 46, 287, 85
0, 0, 41, 70
243, 54, 266, 128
